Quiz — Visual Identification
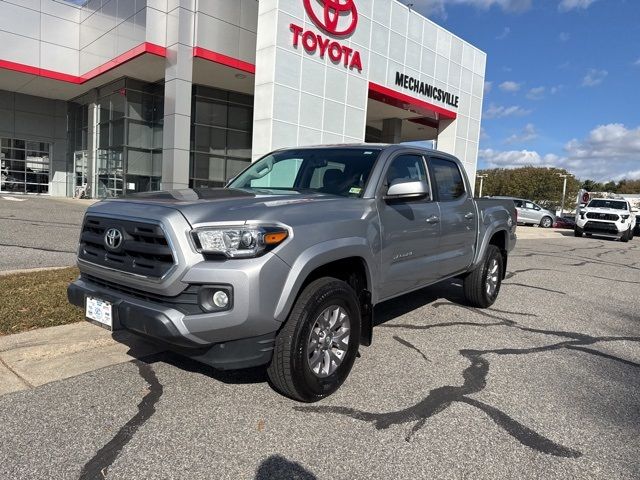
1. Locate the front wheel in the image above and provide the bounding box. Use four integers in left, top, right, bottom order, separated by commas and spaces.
463, 245, 504, 308
621, 229, 630, 242
574, 227, 583, 237
540, 216, 553, 228
267, 278, 361, 402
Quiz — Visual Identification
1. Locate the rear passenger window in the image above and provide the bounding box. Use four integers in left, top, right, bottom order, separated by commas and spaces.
430, 158, 466, 201
513, 200, 523, 207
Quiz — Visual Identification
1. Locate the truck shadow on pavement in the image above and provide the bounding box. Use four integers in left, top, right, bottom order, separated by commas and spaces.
296, 291, 640, 459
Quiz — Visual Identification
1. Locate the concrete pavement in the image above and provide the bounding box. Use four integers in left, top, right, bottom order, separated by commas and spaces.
0, 322, 161, 396
0, 235, 638, 479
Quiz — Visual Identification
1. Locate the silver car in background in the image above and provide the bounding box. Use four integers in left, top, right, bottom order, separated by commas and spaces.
490, 196, 556, 228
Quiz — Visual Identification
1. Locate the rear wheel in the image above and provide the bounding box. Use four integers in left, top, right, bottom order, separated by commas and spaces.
267, 278, 361, 402
540, 216, 553, 228
463, 245, 503, 308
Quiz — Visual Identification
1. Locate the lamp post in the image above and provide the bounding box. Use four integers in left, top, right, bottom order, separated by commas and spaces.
476, 174, 488, 197
557, 174, 569, 218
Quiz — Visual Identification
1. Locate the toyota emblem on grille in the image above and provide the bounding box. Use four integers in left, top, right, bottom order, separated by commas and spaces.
104, 228, 123, 251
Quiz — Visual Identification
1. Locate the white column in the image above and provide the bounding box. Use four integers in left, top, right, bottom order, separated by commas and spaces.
161, 2, 194, 190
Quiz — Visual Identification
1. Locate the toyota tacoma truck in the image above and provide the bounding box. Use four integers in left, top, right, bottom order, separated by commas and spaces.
68, 145, 517, 402
575, 198, 637, 241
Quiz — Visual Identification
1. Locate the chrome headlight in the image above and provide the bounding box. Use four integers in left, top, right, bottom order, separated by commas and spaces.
621, 214, 629, 221
192, 225, 289, 258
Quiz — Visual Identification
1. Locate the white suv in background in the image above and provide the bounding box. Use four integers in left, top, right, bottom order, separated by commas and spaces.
575, 199, 637, 242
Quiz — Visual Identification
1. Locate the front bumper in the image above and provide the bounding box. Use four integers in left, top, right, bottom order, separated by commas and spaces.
577, 219, 627, 237
67, 277, 280, 370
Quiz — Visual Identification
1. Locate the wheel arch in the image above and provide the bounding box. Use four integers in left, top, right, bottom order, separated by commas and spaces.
274, 240, 376, 346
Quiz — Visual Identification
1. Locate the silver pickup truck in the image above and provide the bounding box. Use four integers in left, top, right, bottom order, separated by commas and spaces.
68, 145, 517, 401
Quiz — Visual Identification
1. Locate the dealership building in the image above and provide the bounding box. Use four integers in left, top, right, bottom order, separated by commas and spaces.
0, 0, 486, 197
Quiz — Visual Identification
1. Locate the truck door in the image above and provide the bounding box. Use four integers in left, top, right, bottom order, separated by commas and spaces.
428, 156, 476, 277
377, 153, 442, 300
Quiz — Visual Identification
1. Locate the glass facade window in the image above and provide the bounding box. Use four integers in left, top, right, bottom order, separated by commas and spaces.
96, 79, 164, 197
0, 137, 51, 194
190, 85, 254, 188
69, 78, 164, 198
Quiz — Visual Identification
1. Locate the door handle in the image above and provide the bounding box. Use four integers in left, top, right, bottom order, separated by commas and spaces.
464, 212, 475, 220
426, 215, 440, 224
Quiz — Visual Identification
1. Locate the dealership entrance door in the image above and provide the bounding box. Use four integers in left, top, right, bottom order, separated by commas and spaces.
73, 151, 89, 198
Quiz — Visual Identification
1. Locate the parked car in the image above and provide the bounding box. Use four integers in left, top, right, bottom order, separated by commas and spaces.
490, 196, 556, 228
554, 216, 576, 229
68, 145, 517, 402
575, 198, 637, 242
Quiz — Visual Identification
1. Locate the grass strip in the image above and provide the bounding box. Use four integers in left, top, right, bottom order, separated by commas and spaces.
0, 267, 83, 335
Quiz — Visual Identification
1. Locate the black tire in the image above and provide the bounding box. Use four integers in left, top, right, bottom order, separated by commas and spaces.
540, 216, 553, 228
267, 277, 361, 402
574, 227, 583, 237
463, 245, 503, 308
621, 229, 629, 242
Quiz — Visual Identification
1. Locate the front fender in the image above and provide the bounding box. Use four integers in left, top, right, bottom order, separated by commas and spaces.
273, 238, 377, 322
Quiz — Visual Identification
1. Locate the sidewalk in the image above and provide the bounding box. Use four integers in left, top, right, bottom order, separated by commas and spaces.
515, 227, 573, 240
0, 322, 161, 397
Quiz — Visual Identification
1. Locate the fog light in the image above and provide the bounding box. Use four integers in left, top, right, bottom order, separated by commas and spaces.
212, 290, 229, 308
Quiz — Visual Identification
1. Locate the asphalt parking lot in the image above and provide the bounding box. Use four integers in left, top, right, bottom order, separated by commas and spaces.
0, 195, 89, 272
0, 233, 638, 479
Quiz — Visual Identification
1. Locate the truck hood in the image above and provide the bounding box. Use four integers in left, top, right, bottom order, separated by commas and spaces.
583, 207, 625, 215
92, 188, 371, 227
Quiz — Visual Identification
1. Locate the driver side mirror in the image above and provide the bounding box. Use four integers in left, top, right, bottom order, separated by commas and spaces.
384, 181, 430, 201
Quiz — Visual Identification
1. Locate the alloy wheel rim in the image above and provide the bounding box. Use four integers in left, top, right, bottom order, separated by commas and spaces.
486, 258, 500, 297
307, 305, 351, 378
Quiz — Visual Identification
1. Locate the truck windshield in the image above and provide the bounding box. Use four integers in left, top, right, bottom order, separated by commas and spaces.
587, 200, 627, 210
228, 148, 381, 198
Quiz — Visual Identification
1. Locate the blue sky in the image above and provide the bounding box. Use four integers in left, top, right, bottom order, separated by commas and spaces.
413, 0, 640, 181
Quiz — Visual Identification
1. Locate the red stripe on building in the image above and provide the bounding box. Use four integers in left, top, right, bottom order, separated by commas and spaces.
193, 47, 256, 75
368, 82, 457, 120
0, 42, 166, 85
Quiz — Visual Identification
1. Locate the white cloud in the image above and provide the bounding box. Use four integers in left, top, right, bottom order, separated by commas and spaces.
484, 103, 531, 119
582, 68, 608, 87
479, 149, 560, 168
480, 124, 640, 181
505, 123, 538, 144
413, 0, 532, 18
499, 81, 522, 92
496, 27, 511, 40
559, 0, 598, 12
558, 32, 571, 42
526, 86, 545, 100
550, 85, 563, 94
634, 58, 640, 67
484, 81, 493, 94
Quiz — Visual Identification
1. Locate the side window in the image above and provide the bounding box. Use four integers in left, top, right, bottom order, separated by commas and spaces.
385, 154, 428, 186
525, 202, 534, 209
513, 200, 523, 208
430, 158, 466, 201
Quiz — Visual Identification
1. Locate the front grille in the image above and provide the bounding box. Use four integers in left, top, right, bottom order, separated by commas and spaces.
586, 212, 619, 221
584, 221, 619, 235
79, 216, 176, 278
82, 274, 202, 315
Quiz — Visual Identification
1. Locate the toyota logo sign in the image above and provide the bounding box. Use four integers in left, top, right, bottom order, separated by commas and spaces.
104, 228, 123, 251
303, 0, 358, 37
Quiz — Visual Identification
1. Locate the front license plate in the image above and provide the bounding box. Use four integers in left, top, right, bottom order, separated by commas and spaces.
85, 296, 113, 330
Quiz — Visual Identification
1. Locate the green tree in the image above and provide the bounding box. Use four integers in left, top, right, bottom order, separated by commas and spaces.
475, 167, 581, 211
